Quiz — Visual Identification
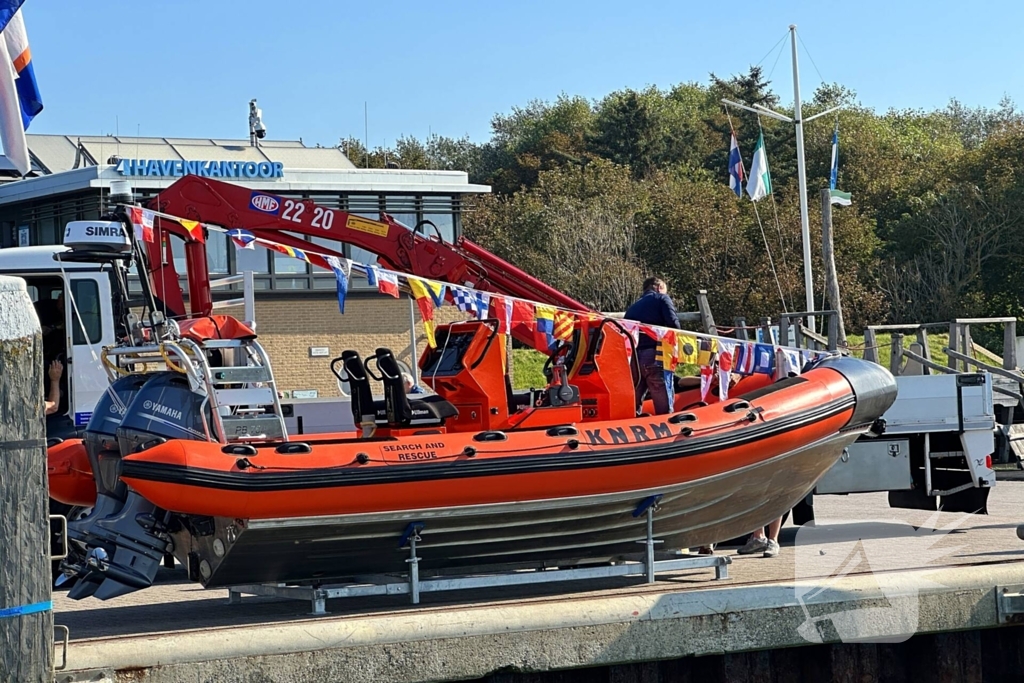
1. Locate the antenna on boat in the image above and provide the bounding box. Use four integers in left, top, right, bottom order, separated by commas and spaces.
721, 25, 842, 334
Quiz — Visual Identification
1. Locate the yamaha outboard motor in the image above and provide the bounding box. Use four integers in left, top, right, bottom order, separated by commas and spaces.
60, 373, 152, 594
66, 372, 214, 600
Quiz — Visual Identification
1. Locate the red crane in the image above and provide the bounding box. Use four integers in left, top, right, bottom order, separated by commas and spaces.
144, 176, 590, 348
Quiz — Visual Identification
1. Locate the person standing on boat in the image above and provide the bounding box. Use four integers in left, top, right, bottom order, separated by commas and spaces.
625, 277, 681, 415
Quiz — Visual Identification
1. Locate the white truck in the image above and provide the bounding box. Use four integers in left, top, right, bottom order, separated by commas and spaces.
0, 245, 119, 439
794, 371, 1000, 522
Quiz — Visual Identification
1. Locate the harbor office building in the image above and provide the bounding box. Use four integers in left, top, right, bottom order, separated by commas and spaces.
0, 134, 490, 396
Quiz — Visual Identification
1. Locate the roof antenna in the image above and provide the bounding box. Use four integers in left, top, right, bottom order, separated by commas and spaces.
364, 101, 369, 168
249, 99, 267, 148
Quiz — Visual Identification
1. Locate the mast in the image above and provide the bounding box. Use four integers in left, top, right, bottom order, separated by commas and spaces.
790, 25, 815, 333
721, 26, 842, 336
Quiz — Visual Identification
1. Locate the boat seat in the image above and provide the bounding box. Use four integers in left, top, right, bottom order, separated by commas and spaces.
372, 394, 458, 427
374, 347, 458, 428
508, 388, 538, 412
339, 351, 377, 437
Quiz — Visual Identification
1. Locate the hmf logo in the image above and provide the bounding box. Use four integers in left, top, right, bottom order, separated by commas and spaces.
250, 192, 281, 215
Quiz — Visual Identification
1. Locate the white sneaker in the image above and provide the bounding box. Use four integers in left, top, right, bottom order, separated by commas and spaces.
737, 536, 769, 555
763, 539, 780, 558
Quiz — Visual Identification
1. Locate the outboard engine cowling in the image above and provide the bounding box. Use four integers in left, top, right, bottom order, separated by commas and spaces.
83, 373, 154, 500
116, 372, 214, 455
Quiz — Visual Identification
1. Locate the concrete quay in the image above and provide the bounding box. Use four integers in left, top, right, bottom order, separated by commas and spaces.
54, 485, 1024, 682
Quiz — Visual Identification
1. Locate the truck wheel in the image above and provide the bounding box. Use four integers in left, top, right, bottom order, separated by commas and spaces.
792, 497, 814, 525
888, 488, 938, 511
940, 487, 990, 514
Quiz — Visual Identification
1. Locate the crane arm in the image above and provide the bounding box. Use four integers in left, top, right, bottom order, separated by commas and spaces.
144, 176, 591, 347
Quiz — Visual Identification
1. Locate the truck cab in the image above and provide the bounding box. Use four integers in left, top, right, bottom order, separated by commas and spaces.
0, 245, 119, 439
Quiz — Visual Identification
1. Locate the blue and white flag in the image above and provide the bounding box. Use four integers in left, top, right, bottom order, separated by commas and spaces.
5, 8, 40, 129
0, 1, 30, 175
473, 291, 491, 320
828, 125, 852, 206
452, 287, 477, 316
325, 255, 352, 314
227, 228, 256, 249
752, 343, 775, 375
452, 287, 491, 320
728, 132, 745, 198
829, 127, 839, 191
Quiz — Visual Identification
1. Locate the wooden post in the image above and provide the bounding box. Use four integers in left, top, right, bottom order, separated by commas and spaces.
820, 189, 847, 346
1004, 320, 1017, 371
733, 317, 749, 341
890, 332, 904, 376
863, 327, 879, 364
948, 322, 960, 372
779, 315, 791, 347
759, 317, 772, 345
696, 290, 717, 335
0, 276, 52, 681
827, 314, 839, 352
916, 328, 932, 375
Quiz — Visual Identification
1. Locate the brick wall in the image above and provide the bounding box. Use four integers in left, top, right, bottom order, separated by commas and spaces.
226, 294, 467, 397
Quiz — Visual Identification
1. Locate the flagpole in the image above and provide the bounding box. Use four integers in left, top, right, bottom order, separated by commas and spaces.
723, 28, 843, 337
790, 24, 815, 334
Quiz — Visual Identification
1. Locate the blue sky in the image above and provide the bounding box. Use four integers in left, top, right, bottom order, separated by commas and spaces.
20, 0, 1022, 147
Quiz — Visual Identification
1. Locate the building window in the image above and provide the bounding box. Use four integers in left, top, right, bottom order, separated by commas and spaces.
422, 211, 455, 244
234, 242, 269, 274
207, 233, 229, 274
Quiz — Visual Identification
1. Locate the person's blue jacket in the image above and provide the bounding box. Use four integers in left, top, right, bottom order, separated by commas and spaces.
624, 291, 681, 350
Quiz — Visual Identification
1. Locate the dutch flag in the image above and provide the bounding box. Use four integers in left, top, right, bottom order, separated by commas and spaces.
0, 2, 40, 176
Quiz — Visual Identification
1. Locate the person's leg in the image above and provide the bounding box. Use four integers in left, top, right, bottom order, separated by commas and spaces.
635, 348, 657, 414
737, 528, 768, 554
646, 363, 671, 415
663, 369, 676, 413
763, 516, 784, 557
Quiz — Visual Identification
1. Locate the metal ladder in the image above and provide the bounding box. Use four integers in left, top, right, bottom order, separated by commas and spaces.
196, 338, 288, 443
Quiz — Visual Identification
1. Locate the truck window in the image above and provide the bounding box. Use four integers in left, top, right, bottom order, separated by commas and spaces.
69, 279, 102, 344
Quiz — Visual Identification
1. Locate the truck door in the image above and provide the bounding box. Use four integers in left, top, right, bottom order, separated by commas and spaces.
64, 273, 116, 428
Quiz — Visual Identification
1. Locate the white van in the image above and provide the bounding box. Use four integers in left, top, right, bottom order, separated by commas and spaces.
0, 245, 118, 438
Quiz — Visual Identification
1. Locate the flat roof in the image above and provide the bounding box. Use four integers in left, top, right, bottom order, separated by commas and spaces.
0, 133, 490, 204
0, 164, 490, 207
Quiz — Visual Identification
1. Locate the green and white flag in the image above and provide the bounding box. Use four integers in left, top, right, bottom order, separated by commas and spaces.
746, 132, 771, 201
829, 189, 852, 206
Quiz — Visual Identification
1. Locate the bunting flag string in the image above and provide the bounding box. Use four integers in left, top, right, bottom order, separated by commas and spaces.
699, 365, 714, 403
227, 228, 256, 250
325, 255, 352, 314
407, 277, 438, 347
553, 309, 575, 343
718, 341, 736, 401
366, 265, 400, 298
129, 207, 154, 243
140, 204, 831, 367
178, 219, 205, 244
535, 305, 556, 350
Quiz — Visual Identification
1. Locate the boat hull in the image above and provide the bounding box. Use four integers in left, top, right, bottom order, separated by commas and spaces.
182, 429, 861, 587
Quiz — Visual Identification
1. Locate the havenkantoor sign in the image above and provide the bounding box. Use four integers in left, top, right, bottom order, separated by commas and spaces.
115, 158, 284, 179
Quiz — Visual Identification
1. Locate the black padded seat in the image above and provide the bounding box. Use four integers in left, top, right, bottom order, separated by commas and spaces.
373, 394, 458, 427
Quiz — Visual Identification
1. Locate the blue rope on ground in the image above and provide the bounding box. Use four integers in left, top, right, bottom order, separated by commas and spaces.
0, 600, 52, 619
